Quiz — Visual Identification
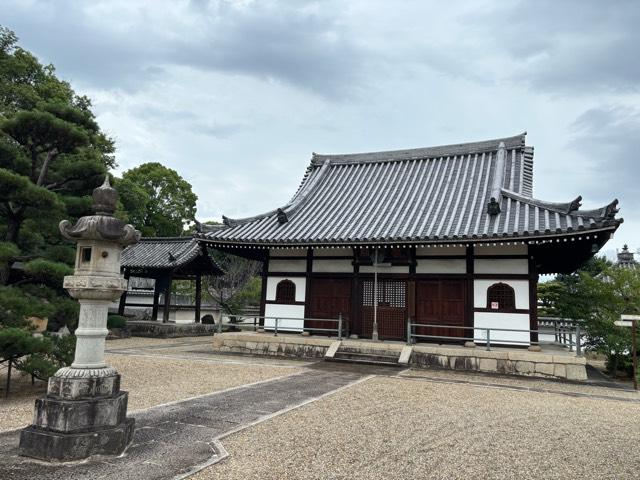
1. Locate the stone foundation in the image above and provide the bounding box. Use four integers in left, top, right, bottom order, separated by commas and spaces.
212, 333, 588, 381
127, 320, 217, 338
19, 374, 135, 462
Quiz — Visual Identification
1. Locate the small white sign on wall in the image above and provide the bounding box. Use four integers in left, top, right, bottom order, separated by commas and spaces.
491, 301, 499, 310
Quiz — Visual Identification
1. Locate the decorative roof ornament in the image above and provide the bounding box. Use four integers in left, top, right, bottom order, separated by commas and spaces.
277, 208, 288, 224
59, 175, 140, 246
487, 142, 507, 215
567, 195, 582, 213
222, 216, 237, 227
605, 199, 619, 219
487, 197, 501, 215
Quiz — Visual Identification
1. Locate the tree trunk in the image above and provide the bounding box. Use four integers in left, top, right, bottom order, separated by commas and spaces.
5, 360, 12, 398
5, 212, 22, 244
36, 149, 58, 186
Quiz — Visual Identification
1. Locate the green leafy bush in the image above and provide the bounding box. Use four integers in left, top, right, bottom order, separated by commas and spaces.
107, 315, 127, 329
23, 259, 73, 288
15, 333, 77, 381
0, 286, 54, 328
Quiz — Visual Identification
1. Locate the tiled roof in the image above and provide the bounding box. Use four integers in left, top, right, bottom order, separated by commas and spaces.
122, 237, 223, 272
202, 133, 622, 246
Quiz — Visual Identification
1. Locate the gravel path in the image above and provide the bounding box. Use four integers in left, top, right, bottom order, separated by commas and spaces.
194, 375, 640, 480
0, 351, 302, 432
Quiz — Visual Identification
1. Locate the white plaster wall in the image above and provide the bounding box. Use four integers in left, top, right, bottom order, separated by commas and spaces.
264, 304, 305, 332
416, 246, 466, 256
473, 279, 529, 309
474, 244, 528, 256
268, 259, 307, 273
474, 259, 528, 274
474, 312, 530, 345
416, 259, 466, 274
359, 265, 409, 274
312, 259, 353, 273
265, 276, 306, 302
313, 248, 352, 257
269, 249, 306, 257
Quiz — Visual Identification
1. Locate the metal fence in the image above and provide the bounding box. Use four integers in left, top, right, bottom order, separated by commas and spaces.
218, 314, 349, 340
406, 318, 582, 356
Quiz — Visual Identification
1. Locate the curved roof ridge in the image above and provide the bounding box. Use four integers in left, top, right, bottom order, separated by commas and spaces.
311, 132, 526, 166
501, 188, 621, 220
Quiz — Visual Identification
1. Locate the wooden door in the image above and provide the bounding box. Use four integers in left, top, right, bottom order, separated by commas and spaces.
415, 279, 466, 341
360, 279, 407, 340
306, 278, 351, 335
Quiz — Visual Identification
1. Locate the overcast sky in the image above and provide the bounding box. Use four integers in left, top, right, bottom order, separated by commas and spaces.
4, 0, 639, 259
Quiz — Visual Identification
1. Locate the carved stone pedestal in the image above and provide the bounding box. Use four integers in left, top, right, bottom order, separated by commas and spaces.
19, 370, 135, 462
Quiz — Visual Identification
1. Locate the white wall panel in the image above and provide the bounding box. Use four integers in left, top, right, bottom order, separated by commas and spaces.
313, 248, 352, 257
266, 276, 306, 302
264, 304, 305, 332
416, 246, 466, 256
416, 259, 466, 274
473, 279, 529, 309
312, 259, 353, 273
474, 312, 530, 345
474, 259, 528, 274
268, 259, 307, 273
474, 244, 528, 256
269, 249, 306, 257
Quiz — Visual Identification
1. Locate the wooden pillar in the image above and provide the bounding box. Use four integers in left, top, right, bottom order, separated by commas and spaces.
466, 244, 475, 330
195, 272, 202, 323
350, 247, 360, 337
152, 282, 160, 321
528, 252, 539, 344
259, 251, 269, 326
303, 248, 313, 321
162, 275, 173, 323
118, 269, 130, 316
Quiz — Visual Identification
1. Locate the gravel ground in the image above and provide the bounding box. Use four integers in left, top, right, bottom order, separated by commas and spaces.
0, 352, 302, 432
105, 336, 213, 350
194, 375, 640, 480
401, 368, 640, 400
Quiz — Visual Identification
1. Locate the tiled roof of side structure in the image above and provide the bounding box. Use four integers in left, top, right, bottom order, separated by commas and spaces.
202, 133, 622, 245
122, 237, 222, 271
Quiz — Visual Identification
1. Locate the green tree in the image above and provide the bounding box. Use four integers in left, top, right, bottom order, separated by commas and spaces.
120, 162, 197, 237
0, 26, 114, 259
539, 257, 639, 378
0, 27, 113, 386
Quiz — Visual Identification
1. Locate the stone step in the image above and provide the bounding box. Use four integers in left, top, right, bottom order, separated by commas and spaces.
327, 356, 402, 367
327, 350, 402, 367
336, 350, 400, 360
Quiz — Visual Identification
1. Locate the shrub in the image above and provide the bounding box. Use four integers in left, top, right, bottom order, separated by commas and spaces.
107, 315, 127, 329
16, 333, 77, 381
23, 259, 73, 288
0, 286, 54, 328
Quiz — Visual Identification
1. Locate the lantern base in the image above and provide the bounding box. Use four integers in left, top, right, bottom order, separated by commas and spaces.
19, 418, 135, 462
18, 374, 135, 462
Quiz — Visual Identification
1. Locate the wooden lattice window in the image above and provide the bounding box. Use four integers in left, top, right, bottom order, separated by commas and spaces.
486, 283, 516, 311
275, 280, 296, 304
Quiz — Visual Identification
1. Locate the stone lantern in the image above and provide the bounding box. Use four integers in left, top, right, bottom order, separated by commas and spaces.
19, 176, 141, 462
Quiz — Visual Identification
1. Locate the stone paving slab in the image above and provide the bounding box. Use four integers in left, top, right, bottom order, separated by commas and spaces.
0, 369, 365, 480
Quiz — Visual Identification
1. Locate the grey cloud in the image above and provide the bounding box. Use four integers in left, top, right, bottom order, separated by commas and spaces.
3, 0, 364, 98
568, 105, 640, 206
479, 1, 640, 93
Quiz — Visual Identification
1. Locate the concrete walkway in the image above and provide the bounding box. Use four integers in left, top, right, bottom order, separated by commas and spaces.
0, 368, 368, 480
